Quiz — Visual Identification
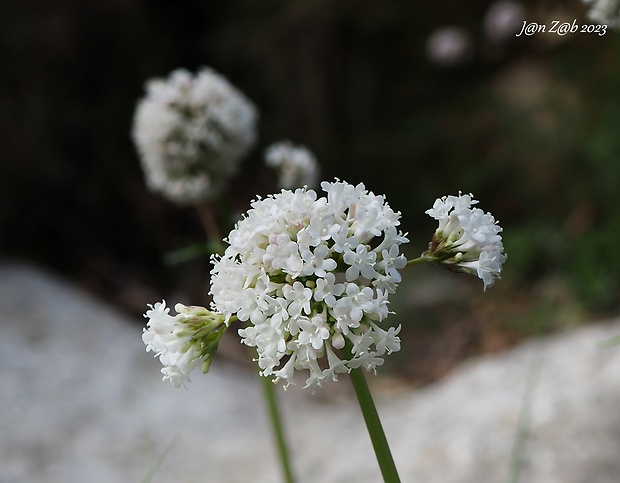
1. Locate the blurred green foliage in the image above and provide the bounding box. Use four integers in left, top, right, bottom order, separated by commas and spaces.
1, 0, 619, 313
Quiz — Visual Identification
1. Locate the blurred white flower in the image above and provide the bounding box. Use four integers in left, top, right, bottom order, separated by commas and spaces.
582, 0, 620, 26
265, 141, 320, 189
424, 193, 506, 291
142, 300, 228, 387
426, 26, 473, 67
132, 68, 258, 204
484, 1, 525, 42
210, 180, 408, 388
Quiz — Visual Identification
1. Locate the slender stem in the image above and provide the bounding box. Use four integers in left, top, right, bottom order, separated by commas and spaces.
508, 343, 543, 483
196, 201, 226, 254
599, 333, 620, 347
406, 255, 432, 267
342, 342, 401, 483
259, 373, 296, 483
142, 434, 180, 483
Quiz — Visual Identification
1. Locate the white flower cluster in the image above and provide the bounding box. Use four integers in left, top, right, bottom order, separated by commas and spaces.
132, 68, 258, 204
425, 193, 506, 291
210, 180, 408, 388
425, 26, 473, 67
483, 1, 525, 42
265, 141, 320, 189
142, 300, 227, 387
583, 0, 620, 26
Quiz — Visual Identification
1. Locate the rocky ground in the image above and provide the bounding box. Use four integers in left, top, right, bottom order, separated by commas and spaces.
2, 262, 620, 483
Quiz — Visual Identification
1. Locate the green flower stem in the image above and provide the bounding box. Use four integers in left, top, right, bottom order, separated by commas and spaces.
342, 341, 401, 483
406, 255, 433, 266
197, 201, 222, 243
259, 367, 296, 483
508, 343, 544, 483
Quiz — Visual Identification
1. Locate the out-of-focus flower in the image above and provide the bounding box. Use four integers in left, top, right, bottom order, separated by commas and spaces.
582, 0, 620, 26
484, 1, 526, 41
209, 180, 408, 388
426, 27, 473, 67
132, 68, 257, 204
142, 300, 228, 387
265, 141, 320, 189
423, 193, 506, 291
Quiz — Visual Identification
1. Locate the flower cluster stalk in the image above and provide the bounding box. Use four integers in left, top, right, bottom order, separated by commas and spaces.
259, 372, 296, 483
342, 341, 401, 483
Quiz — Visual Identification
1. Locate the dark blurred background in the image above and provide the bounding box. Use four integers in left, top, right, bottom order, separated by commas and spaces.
2, 0, 619, 383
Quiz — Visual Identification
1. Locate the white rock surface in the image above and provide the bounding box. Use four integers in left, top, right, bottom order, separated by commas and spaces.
1, 262, 620, 483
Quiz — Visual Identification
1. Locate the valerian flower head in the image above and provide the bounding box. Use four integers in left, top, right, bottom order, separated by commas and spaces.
265, 141, 320, 189
132, 68, 258, 204
483, 1, 525, 42
582, 0, 620, 27
209, 180, 408, 388
425, 26, 473, 67
424, 193, 506, 291
142, 300, 228, 387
